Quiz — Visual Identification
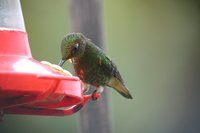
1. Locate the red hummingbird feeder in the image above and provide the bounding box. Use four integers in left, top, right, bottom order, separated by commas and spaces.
0, 0, 100, 120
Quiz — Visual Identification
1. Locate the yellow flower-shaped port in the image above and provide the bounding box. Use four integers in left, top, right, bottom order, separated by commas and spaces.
41, 61, 72, 76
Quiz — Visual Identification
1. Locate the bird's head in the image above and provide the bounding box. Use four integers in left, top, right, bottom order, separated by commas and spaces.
58, 32, 87, 66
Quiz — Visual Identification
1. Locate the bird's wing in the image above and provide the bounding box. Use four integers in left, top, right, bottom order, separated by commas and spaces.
99, 55, 132, 99
109, 58, 125, 85
98, 54, 125, 85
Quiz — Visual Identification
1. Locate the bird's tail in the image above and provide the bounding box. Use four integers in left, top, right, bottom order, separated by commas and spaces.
107, 77, 133, 99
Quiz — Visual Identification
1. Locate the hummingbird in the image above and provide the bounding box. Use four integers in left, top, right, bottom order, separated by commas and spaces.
58, 33, 133, 99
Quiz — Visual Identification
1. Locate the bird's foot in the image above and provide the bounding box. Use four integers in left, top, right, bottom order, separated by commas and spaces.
82, 83, 90, 94
91, 90, 101, 100
91, 86, 104, 100
0, 109, 4, 122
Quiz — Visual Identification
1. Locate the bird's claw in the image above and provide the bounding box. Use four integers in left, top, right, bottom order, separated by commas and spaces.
91, 90, 101, 101
0, 110, 4, 122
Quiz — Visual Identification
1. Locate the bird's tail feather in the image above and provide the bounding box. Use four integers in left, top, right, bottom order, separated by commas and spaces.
107, 77, 133, 99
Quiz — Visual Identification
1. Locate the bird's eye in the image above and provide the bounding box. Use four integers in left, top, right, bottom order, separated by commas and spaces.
72, 43, 79, 54
74, 43, 79, 49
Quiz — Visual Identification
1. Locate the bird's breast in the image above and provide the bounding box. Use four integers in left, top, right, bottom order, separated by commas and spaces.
73, 58, 87, 80
73, 58, 105, 86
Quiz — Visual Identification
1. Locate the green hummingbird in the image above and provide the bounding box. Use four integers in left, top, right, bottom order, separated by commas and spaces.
58, 33, 133, 99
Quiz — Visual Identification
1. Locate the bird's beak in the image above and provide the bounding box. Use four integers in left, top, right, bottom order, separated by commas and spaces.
58, 59, 66, 67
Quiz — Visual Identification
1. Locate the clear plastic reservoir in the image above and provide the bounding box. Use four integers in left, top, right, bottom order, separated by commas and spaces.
0, 0, 25, 31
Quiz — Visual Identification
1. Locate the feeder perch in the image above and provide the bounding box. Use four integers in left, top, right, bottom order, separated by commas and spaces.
0, 0, 101, 121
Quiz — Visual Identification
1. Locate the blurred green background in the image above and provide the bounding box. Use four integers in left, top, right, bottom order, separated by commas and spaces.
0, 0, 200, 133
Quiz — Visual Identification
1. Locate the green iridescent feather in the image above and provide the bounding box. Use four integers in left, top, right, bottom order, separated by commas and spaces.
59, 33, 132, 99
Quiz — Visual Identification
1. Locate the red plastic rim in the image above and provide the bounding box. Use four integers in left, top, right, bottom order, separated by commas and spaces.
0, 28, 91, 116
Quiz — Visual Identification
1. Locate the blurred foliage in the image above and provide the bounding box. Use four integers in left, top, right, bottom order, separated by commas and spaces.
0, 0, 199, 133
